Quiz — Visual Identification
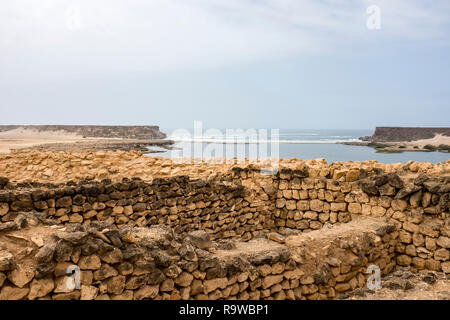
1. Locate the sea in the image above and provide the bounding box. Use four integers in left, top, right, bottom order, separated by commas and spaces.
148, 128, 450, 164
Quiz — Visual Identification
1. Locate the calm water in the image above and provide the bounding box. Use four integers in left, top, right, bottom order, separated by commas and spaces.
149, 129, 450, 164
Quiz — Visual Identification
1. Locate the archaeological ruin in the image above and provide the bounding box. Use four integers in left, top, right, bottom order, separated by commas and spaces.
0, 150, 448, 300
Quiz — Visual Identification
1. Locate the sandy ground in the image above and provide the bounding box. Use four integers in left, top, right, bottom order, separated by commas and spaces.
0, 128, 171, 154
343, 133, 450, 153
377, 134, 450, 153
401, 134, 450, 148
0, 128, 88, 154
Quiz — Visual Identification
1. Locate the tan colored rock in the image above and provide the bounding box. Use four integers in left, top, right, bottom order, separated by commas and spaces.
271, 263, 284, 275
310, 199, 324, 212
300, 275, 314, 285
361, 204, 371, 215
330, 202, 347, 212
437, 236, 450, 249
106, 275, 126, 295
348, 203, 362, 214
258, 265, 272, 277
346, 170, 359, 182
267, 232, 285, 244
412, 233, 425, 247
391, 200, 408, 212
262, 275, 283, 289
175, 272, 194, 287
371, 206, 386, 217
397, 255, 412, 266
203, 278, 228, 294
54, 276, 77, 293
100, 248, 123, 264
0, 203, 8, 216
284, 268, 304, 280
275, 198, 286, 209
434, 248, 449, 261
399, 231, 412, 244
69, 214, 83, 223
441, 261, 450, 274
7, 266, 34, 288
296, 200, 309, 211
190, 279, 204, 295
134, 285, 159, 300
160, 278, 175, 292
93, 264, 118, 281
412, 257, 425, 270
78, 255, 101, 270
425, 237, 437, 251
285, 200, 296, 210
81, 285, 98, 300
335, 283, 350, 292
0, 272, 5, 287
303, 211, 318, 220
28, 278, 55, 300
0, 286, 30, 300
425, 259, 441, 271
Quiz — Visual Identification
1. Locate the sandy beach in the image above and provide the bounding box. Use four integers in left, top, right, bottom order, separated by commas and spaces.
0, 128, 87, 154
402, 134, 450, 148
0, 127, 174, 154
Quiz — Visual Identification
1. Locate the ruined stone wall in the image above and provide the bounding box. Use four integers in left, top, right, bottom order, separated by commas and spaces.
0, 157, 448, 293
0, 215, 396, 300
0, 176, 271, 242
255, 166, 450, 274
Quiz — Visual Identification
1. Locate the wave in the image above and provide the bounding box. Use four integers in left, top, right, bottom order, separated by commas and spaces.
168, 138, 362, 144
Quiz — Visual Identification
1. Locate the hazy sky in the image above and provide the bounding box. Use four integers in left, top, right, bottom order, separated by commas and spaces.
1, 0, 450, 130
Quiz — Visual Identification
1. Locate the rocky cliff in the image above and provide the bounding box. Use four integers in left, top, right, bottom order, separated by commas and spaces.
0, 125, 166, 140
362, 127, 450, 142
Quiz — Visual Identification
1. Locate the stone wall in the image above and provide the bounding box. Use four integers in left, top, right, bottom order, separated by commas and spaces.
1, 163, 448, 277
0, 176, 267, 242
244, 166, 449, 274
0, 215, 396, 300
0, 154, 448, 300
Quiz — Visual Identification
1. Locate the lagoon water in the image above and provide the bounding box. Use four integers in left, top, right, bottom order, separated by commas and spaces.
150, 129, 450, 164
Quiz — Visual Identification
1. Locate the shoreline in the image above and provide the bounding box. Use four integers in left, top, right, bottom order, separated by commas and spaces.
1, 127, 449, 155
0, 127, 174, 155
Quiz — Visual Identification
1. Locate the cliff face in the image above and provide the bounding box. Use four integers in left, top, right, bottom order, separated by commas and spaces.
0, 125, 166, 140
364, 127, 450, 142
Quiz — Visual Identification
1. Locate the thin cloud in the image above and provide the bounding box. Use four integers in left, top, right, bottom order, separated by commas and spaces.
0, 0, 449, 83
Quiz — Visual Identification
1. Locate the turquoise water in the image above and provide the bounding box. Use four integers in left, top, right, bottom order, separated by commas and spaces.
150, 129, 450, 164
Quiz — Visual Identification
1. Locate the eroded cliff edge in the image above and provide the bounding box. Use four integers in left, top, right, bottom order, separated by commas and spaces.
0, 125, 167, 140
362, 127, 450, 142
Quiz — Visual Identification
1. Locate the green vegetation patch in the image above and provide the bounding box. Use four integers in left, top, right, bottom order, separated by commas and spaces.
423, 144, 438, 151
368, 142, 389, 149
437, 144, 450, 152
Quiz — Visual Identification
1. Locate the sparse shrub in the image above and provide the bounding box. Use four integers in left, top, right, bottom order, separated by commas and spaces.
437, 144, 450, 152
423, 144, 437, 151
368, 142, 388, 149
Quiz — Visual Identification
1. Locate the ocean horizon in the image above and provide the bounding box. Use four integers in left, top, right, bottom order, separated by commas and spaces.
150, 128, 450, 164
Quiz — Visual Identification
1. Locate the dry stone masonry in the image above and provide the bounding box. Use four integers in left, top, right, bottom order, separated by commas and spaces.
0, 151, 448, 299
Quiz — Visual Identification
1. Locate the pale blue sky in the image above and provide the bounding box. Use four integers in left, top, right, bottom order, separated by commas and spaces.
1, 0, 449, 130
